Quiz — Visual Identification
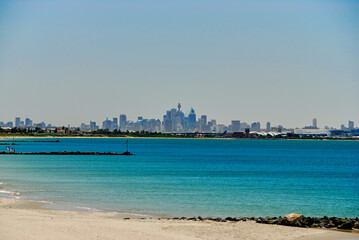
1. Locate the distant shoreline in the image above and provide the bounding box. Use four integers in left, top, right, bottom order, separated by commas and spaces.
0, 135, 358, 141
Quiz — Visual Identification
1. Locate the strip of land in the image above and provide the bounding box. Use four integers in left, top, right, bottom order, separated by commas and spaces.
0, 151, 133, 155
0, 198, 358, 240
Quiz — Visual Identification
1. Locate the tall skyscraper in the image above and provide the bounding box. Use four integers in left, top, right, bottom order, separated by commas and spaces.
90, 121, 97, 131
231, 120, 241, 132
113, 117, 118, 129
348, 120, 354, 130
251, 122, 261, 132
102, 118, 112, 130
15, 117, 20, 127
313, 118, 317, 128
200, 115, 207, 125
188, 108, 196, 130
266, 122, 271, 132
119, 114, 127, 130
199, 115, 208, 132
25, 118, 32, 127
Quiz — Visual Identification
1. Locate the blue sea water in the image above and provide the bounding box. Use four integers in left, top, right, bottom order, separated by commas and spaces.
0, 138, 358, 218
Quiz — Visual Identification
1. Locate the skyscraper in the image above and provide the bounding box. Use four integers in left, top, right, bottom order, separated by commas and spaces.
200, 115, 207, 125
313, 118, 317, 128
113, 117, 118, 129
15, 117, 20, 127
348, 120, 354, 130
102, 118, 112, 130
90, 121, 97, 131
231, 120, 241, 132
188, 108, 196, 130
266, 122, 271, 132
119, 114, 127, 130
198, 115, 209, 132
251, 122, 261, 132
25, 118, 32, 127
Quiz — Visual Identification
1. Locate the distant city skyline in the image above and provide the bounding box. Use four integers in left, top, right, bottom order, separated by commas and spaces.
1, 0, 358, 127
0, 103, 356, 132
0, 111, 357, 130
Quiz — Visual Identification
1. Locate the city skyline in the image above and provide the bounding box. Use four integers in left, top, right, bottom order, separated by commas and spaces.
0, 103, 356, 132
1, 0, 358, 127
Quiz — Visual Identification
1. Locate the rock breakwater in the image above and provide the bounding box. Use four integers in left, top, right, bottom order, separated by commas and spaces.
0, 151, 133, 155
148, 213, 359, 230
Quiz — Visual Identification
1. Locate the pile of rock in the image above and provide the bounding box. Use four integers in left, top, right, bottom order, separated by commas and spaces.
255, 213, 359, 229
168, 213, 359, 230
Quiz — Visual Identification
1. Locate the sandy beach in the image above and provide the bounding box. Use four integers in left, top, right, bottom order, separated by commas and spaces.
0, 198, 357, 240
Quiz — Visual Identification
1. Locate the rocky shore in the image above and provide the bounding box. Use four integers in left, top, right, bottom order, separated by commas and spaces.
150, 213, 359, 230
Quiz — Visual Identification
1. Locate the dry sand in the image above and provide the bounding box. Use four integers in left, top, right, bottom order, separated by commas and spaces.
0, 198, 358, 240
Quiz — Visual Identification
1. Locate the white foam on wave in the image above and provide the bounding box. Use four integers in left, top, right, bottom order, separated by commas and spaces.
76, 206, 104, 212
66, 205, 154, 218
0, 190, 12, 194
0, 190, 20, 199
24, 199, 54, 204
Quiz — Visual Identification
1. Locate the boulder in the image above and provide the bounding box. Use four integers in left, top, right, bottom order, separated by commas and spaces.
319, 222, 326, 228
353, 221, 359, 229
215, 217, 222, 222
338, 222, 353, 230
312, 223, 320, 228
256, 218, 264, 223
268, 219, 278, 224
283, 213, 305, 223
325, 221, 336, 228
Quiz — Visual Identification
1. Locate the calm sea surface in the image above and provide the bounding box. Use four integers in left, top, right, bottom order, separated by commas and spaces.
0, 138, 358, 218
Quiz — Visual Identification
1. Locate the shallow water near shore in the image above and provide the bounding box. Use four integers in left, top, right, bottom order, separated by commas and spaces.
0, 138, 358, 218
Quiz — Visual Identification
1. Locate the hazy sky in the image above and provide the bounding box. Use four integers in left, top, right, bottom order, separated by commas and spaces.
0, 0, 358, 128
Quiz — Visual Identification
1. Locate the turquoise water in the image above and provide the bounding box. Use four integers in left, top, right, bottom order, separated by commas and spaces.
0, 138, 358, 218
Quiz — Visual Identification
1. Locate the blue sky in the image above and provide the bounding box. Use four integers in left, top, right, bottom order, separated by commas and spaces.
0, 0, 358, 128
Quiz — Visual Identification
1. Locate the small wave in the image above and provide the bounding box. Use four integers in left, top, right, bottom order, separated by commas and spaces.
120, 212, 154, 218
20, 189, 46, 193
27, 199, 53, 204
0, 190, 12, 194
0, 190, 20, 199
76, 206, 103, 213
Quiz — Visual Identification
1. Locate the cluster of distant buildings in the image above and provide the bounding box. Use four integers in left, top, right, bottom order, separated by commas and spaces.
79, 103, 274, 134
0, 117, 51, 129
1, 104, 358, 137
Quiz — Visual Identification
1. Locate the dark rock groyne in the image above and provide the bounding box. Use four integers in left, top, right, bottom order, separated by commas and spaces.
0, 151, 133, 155
0, 140, 60, 143
153, 213, 359, 230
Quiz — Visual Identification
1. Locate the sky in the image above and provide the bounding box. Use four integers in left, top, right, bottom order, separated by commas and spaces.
0, 0, 358, 128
